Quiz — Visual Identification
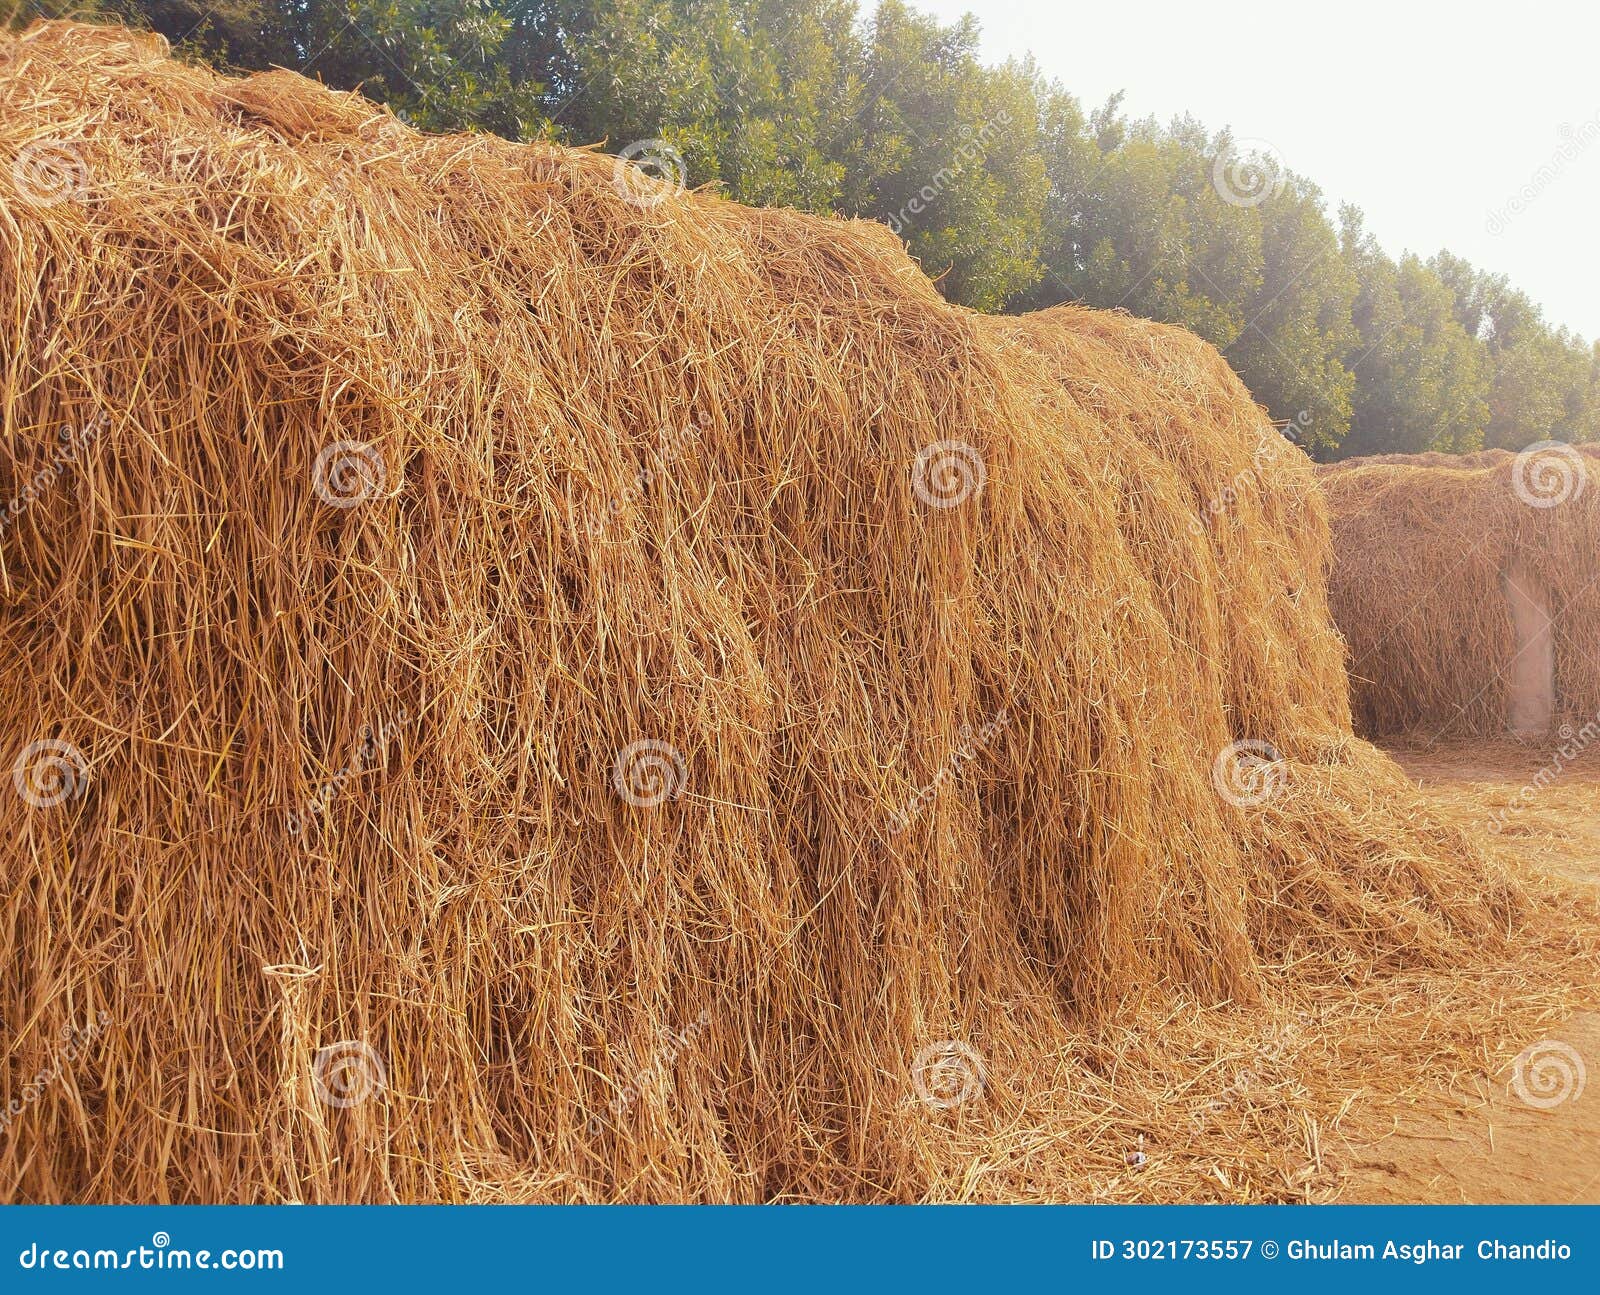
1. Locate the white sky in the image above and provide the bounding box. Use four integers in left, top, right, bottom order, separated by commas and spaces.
914, 0, 1600, 342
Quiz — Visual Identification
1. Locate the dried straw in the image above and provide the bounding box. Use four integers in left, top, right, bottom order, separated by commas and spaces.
1, 21, 1595, 1203
1319, 447, 1600, 738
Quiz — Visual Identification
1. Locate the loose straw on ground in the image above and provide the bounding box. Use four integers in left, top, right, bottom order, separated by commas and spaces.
1, 20, 1596, 1204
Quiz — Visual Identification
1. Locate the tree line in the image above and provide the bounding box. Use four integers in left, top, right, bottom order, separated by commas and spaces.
50, 0, 1600, 458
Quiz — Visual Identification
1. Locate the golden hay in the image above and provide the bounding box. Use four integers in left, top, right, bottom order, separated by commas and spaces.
1319, 447, 1600, 739
1, 21, 1596, 1204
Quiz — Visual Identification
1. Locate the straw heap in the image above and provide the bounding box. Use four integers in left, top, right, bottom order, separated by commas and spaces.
2, 21, 1595, 1203
1320, 447, 1600, 738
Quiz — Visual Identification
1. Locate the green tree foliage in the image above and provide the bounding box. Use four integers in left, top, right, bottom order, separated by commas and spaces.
1018, 113, 1355, 454
1227, 172, 1356, 456
35, 0, 1599, 456
836, 1, 1046, 309
533, 1, 858, 211
1037, 116, 1263, 346
85, 0, 545, 133
1339, 211, 1489, 457
1483, 324, 1598, 450
105, 1, 295, 67
1428, 254, 1599, 450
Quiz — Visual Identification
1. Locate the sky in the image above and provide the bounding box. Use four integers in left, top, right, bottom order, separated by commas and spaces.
915, 0, 1600, 342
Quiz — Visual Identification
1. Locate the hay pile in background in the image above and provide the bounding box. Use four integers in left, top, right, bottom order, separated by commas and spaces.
1320, 448, 1600, 738
2, 21, 1596, 1204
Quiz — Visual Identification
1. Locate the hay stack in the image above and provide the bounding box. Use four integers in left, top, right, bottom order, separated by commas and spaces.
1320, 447, 1600, 739
2, 21, 1595, 1204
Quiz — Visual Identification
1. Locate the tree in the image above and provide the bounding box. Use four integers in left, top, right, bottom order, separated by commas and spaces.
546, 0, 859, 211
94, 0, 546, 135
60, 0, 1595, 454
1046, 119, 1261, 347
1429, 254, 1598, 449
102, 0, 297, 68
1338, 210, 1489, 458
839, 1, 1047, 309
1017, 106, 1355, 453
1227, 171, 1356, 456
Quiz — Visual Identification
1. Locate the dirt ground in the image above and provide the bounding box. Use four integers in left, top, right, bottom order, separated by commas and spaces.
1338, 738, 1600, 1203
